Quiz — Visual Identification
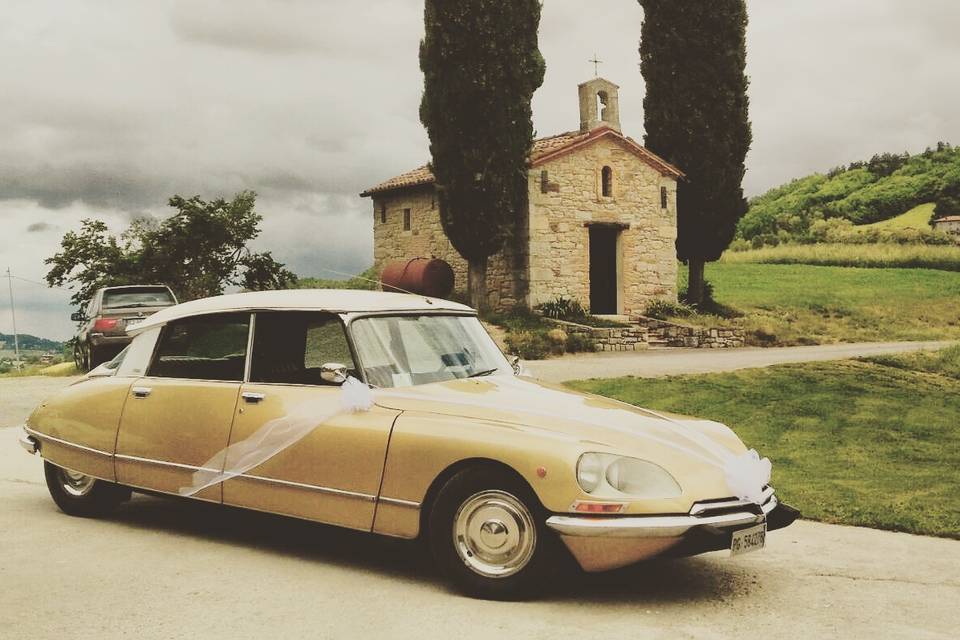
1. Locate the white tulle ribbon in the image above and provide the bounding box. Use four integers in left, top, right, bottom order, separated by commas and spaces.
723, 449, 772, 504
179, 375, 772, 504
178, 377, 374, 497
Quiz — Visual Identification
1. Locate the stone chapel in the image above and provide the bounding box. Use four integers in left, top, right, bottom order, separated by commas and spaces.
361, 77, 683, 315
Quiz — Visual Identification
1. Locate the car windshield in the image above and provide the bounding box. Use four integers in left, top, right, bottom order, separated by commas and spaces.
349, 314, 510, 388
103, 288, 175, 309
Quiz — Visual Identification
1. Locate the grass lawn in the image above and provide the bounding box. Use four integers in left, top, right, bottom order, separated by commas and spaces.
568, 347, 960, 538
860, 202, 935, 230
0, 362, 79, 378
677, 262, 960, 345
720, 242, 960, 271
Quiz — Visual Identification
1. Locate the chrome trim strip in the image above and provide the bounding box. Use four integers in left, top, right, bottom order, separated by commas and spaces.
378, 496, 421, 509
547, 495, 779, 539
114, 453, 221, 474
19, 429, 38, 455
238, 473, 376, 502
689, 486, 775, 516
24, 427, 113, 458
243, 312, 256, 383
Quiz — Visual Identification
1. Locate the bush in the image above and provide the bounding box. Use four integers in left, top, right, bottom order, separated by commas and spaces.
565, 332, 596, 353
504, 331, 550, 360
645, 299, 695, 319
537, 296, 587, 320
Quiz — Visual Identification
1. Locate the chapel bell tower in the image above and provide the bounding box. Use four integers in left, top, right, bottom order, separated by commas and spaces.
578, 77, 621, 133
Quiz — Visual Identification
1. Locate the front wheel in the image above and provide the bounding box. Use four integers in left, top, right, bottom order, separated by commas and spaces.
428, 466, 557, 599
44, 461, 130, 517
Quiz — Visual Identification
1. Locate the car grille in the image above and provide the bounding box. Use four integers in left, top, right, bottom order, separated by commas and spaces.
688, 485, 775, 518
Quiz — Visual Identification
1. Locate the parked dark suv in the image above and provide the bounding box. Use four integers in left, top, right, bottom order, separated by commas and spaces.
72, 285, 178, 370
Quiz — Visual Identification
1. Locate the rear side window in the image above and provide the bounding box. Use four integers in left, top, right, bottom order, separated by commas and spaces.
103, 287, 176, 309
251, 312, 356, 385
148, 313, 250, 381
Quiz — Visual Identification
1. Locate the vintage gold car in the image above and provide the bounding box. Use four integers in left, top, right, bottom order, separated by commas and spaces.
19, 289, 797, 599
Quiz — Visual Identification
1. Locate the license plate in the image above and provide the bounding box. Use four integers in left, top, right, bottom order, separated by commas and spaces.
730, 523, 766, 556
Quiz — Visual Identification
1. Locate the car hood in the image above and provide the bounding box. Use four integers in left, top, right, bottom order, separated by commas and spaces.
373, 375, 747, 475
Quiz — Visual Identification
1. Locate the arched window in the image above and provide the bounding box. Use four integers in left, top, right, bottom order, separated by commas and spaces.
601, 166, 613, 197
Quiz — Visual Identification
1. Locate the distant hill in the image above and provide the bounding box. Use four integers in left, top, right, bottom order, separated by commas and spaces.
0, 333, 64, 352
738, 143, 960, 241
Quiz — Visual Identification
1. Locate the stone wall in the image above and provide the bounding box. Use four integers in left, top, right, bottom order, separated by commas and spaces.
631, 316, 746, 348
528, 136, 678, 316
370, 188, 524, 309
546, 318, 648, 352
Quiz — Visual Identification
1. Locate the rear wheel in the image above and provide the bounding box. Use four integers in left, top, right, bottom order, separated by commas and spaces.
44, 461, 130, 517
428, 466, 557, 600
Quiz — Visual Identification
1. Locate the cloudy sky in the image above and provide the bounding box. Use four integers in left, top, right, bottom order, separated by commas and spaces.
2, 0, 958, 340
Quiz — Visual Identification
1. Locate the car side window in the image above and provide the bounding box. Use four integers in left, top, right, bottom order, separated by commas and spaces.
148, 313, 250, 381
250, 312, 356, 385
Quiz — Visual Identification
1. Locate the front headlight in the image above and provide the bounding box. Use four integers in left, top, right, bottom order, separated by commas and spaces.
576, 453, 682, 499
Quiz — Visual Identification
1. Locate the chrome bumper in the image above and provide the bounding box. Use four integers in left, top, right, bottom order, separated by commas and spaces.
18, 428, 39, 455
546, 487, 778, 539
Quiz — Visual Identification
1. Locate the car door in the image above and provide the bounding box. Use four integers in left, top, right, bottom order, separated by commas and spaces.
115, 312, 252, 503
221, 311, 400, 531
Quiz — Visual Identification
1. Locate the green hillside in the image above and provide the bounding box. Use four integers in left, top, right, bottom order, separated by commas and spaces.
860, 202, 935, 230
739, 143, 960, 240
0, 333, 63, 351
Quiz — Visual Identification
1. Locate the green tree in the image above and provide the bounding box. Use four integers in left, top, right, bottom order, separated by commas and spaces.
639, 0, 752, 304
933, 181, 960, 223
419, 0, 545, 310
46, 191, 296, 309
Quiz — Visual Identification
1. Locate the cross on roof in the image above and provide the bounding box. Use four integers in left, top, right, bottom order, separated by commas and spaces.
589, 54, 603, 77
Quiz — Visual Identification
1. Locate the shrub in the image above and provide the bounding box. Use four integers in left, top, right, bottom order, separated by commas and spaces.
537, 296, 587, 320
645, 299, 695, 319
565, 332, 596, 353
504, 331, 550, 360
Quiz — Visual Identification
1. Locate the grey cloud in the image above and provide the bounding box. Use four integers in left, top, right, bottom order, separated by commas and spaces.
26, 222, 57, 232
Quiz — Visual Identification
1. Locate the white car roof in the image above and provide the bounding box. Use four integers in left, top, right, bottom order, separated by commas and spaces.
127, 289, 473, 335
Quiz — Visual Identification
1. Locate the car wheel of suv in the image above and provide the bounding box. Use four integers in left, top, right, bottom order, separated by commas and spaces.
87, 342, 103, 369
73, 343, 85, 370
428, 466, 558, 600
44, 461, 130, 517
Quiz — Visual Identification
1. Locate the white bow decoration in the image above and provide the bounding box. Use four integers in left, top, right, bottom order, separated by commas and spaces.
723, 449, 772, 504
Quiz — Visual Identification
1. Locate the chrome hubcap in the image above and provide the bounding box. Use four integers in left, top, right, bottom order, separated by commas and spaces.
453, 490, 536, 578
59, 468, 96, 497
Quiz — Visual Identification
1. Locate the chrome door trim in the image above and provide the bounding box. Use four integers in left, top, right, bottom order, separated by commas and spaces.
238, 473, 377, 502
243, 312, 256, 383
114, 453, 221, 474
24, 427, 113, 458
378, 496, 421, 509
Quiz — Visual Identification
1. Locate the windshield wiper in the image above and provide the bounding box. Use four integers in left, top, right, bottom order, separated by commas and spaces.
467, 367, 499, 378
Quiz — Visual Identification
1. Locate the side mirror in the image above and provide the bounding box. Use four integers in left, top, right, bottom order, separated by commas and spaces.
320, 362, 349, 385
70, 311, 84, 322
509, 355, 523, 376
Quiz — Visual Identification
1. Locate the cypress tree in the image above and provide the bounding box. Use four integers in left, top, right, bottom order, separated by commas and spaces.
420, 0, 545, 310
638, 0, 752, 304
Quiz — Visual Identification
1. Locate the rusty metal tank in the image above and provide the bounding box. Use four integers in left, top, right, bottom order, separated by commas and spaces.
380, 258, 455, 299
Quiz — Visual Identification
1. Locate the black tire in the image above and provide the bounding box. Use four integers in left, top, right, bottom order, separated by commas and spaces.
427, 466, 558, 600
44, 461, 130, 517
87, 343, 104, 369
73, 343, 84, 371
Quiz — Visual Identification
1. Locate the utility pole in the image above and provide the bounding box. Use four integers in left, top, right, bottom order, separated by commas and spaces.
6, 268, 21, 372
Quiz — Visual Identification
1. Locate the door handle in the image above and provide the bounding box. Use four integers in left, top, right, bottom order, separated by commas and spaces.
132, 386, 152, 399
241, 392, 266, 404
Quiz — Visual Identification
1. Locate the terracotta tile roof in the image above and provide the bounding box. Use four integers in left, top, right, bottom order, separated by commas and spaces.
360, 126, 683, 197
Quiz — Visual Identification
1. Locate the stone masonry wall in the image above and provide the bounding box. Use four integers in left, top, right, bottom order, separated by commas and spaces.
546, 318, 648, 352
631, 316, 746, 348
528, 136, 678, 316
370, 188, 524, 309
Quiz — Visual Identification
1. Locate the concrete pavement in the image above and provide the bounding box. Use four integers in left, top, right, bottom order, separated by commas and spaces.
1, 426, 958, 639
525, 340, 955, 383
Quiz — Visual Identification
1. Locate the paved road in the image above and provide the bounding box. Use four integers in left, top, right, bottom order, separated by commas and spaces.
525, 340, 955, 383
1, 426, 957, 639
